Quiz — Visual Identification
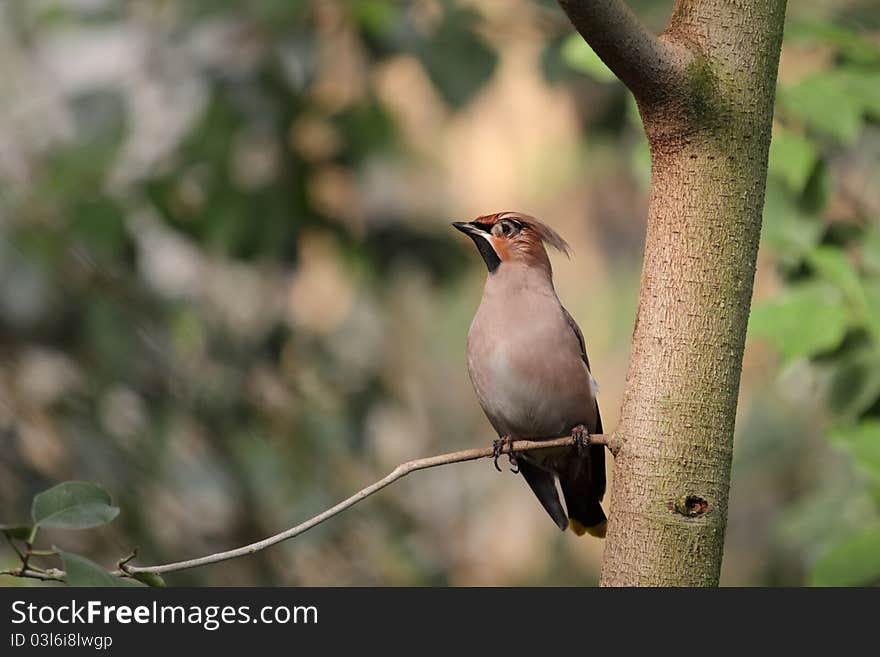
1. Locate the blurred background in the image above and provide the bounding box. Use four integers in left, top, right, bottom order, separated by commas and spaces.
0, 0, 878, 586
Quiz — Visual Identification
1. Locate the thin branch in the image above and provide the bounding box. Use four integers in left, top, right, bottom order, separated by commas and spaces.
19, 541, 34, 575
4, 533, 24, 561
27, 548, 58, 557
0, 434, 616, 584
117, 548, 138, 573
122, 433, 618, 577
556, 0, 691, 102
0, 567, 65, 583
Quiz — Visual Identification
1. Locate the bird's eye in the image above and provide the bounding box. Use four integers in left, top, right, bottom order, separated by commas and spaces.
492, 220, 516, 238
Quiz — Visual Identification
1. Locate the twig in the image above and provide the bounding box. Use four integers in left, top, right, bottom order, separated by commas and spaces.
123, 433, 617, 576
117, 548, 138, 573
4, 533, 24, 561
19, 542, 33, 576
0, 567, 65, 583
27, 548, 58, 557
556, 0, 691, 103
0, 433, 616, 582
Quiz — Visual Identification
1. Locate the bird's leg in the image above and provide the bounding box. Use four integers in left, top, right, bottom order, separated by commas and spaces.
492, 435, 518, 473
571, 424, 591, 455
492, 437, 506, 471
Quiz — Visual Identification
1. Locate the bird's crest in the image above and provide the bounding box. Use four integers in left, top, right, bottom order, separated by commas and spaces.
475, 211, 572, 257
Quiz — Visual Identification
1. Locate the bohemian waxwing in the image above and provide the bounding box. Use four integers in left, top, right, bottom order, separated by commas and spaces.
453, 211, 607, 537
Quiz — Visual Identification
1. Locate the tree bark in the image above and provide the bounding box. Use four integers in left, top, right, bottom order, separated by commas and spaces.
558, 0, 787, 585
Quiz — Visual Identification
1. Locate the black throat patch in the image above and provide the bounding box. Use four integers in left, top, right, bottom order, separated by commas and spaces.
470, 235, 500, 273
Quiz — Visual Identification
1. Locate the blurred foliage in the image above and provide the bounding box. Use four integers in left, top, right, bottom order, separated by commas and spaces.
0, 0, 505, 586
0, 0, 878, 587
559, 34, 616, 83
748, 19, 880, 585
1, 0, 605, 587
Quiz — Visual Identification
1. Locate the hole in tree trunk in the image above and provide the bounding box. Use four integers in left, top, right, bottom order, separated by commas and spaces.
669, 495, 709, 517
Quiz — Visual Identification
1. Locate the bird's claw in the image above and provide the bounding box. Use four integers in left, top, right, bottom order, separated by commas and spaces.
572, 424, 591, 454
492, 439, 503, 472
492, 436, 518, 473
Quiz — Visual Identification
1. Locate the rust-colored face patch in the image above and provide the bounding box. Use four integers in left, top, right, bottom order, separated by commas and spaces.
453, 211, 570, 275
471, 214, 498, 229
488, 234, 511, 262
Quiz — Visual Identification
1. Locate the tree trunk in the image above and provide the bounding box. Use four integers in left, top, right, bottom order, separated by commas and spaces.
558, 0, 787, 585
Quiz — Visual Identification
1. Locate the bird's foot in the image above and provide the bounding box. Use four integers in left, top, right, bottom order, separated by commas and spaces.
492, 436, 519, 473
571, 424, 591, 454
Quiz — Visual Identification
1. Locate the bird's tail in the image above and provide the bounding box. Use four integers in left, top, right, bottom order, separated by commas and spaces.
518, 460, 568, 531
563, 496, 607, 538
560, 444, 607, 538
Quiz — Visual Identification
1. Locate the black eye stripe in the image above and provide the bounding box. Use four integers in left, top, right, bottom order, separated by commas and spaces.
497, 219, 522, 235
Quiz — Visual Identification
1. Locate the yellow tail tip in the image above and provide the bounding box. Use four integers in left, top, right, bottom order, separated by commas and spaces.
568, 518, 607, 538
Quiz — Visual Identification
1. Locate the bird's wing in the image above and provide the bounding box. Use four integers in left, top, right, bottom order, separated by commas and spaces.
561, 306, 603, 435
561, 306, 591, 372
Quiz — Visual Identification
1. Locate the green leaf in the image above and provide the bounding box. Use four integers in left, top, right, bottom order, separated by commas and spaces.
782, 73, 863, 143
353, 0, 397, 36
862, 226, 880, 275
837, 69, 880, 119
748, 283, 852, 360
59, 550, 128, 587
768, 128, 817, 192
786, 22, 880, 65
808, 246, 880, 340
32, 482, 119, 530
761, 179, 822, 260
0, 525, 33, 541
828, 421, 880, 484
131, 571, 166, 587
781, 69, 880, 144
860, 280, 880, 344
69, 198, 128, 263
560, 34, 617, 82
808, 247, 861, 297
416, 8, 497, 107
827, 350, 880, 418
810, 526, 880, 586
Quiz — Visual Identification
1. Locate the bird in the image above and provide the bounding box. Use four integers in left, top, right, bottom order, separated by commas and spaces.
453, 211, 607, 538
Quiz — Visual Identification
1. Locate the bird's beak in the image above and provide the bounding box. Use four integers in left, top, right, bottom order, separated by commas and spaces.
452, 220, 501, 273
451, 221, 484, 237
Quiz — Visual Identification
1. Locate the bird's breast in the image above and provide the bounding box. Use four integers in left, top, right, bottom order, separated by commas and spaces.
467, 299, 595, 439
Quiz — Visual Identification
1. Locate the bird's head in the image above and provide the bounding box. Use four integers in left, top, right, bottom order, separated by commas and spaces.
452, 211, 570, 275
